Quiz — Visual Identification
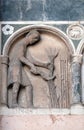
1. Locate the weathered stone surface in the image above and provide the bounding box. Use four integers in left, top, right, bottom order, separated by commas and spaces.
71, 55, 83, 104
0, 0, 84, 21
72, 63, 81, 104
0, 115, 84, 130
0, 26, 73, 108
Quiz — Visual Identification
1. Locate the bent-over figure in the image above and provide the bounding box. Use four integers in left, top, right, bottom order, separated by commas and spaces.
8, 30, 54, 108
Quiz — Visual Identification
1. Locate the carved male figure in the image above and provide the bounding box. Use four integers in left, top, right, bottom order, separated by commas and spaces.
8, 30, 54, 108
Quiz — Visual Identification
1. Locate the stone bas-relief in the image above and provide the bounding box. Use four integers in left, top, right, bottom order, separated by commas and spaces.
7, 30, 54, 108
7, 30, 57, 108
67, 24, 84, 40
1, 28, 71, 108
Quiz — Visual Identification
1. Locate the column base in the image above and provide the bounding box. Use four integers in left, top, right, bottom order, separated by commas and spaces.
71, 104, 84, 114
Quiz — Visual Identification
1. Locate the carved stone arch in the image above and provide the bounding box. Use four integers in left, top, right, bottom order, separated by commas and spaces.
3, 25, 75, 55
77, 39, 84, 54
1, 25, 75, 108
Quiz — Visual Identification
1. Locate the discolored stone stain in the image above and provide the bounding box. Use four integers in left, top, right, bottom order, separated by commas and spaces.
50, 115, 64, 124
50, 115, 57, 123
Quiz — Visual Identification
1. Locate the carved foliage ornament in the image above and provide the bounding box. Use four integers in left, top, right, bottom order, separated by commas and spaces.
2, 24, 14, 35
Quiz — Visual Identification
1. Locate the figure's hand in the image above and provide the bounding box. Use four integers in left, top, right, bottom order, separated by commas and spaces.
30, 66, 37, 74
45, 74, 56, 81
48, 74, 56, 80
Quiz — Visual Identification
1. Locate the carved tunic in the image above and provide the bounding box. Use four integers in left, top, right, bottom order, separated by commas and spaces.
8, 41, 31, 87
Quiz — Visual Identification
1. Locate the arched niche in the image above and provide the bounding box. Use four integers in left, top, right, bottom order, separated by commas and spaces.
2, 25, 75, 108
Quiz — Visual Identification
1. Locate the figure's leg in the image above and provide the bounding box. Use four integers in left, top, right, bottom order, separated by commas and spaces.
26, 85, 33, 108
8, 87, 12, 108
12, 82, 20, 108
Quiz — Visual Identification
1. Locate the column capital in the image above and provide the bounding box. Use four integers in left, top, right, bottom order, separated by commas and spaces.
72, 54, 83, 64
0, 55, 9, 65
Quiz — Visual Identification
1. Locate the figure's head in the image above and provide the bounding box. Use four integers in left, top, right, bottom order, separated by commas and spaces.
25, 30, 40, 45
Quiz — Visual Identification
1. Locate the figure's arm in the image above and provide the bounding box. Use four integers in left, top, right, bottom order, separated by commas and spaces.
20, 56, 35, 69
32, 57, 49, 68
30, 67, 56, 81
20, 55, 55, 81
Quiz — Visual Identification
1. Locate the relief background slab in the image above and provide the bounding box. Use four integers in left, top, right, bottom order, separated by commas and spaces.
1, 27, 71, 108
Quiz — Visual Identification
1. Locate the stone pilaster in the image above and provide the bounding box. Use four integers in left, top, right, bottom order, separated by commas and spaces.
0, 55, 9, 106
0, 56, 2, 106
81, 56, 84, 105
71, 54, 83, 105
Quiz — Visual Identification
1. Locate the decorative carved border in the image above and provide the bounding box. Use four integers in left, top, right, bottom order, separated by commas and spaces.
2, 25, 75, 55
